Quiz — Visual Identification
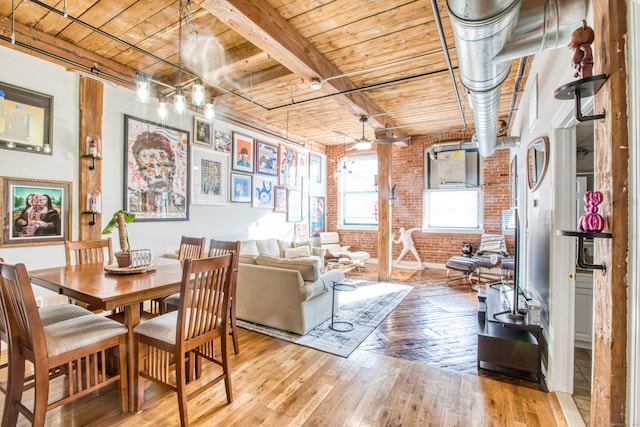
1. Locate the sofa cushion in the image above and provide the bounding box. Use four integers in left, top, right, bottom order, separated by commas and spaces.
240, 240, 259, 256
277, 239, 292, 256
284, 246, 311, 259
239, 254, 258, 264
255, 254, 320, 282
301, 279, 328, 301
256, 238, 281, 257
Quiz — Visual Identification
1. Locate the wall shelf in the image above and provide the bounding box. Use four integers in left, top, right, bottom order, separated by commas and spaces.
557, 230, 612, 274
554, 74, 607, 122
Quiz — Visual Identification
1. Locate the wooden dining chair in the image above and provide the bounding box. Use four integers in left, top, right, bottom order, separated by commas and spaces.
0, 258, 93, 396
134, 255, 234, 426
0, 261, 129, 427
65, 238, 114, 266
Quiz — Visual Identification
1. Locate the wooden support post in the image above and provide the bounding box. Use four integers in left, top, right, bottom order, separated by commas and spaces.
590, 2, 629, 424
377, 143, 392, 282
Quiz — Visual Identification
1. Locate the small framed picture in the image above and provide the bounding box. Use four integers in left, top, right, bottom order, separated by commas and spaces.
255, 140, 279, 176
297, 149, 309, 177
232, 132, 254, 173
214, 130, 231, 153
191, 147, 228, 205
274, 186, 287, 212
309, 153, 322, 183
253, 176, 276, 209
286, 189, 302, 222
310, 196, 326, 233
279, 145, 297, 187
193, 116, 212, 147
230, 172, 252, 203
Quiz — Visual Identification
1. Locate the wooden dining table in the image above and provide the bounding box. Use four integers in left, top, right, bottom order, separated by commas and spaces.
29, 260, 184, 413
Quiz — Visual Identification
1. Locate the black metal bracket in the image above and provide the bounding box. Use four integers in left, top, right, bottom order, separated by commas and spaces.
83, 211, 100, 226
554, 74, 607, 122
557, 230, 612, 275
82, 154, 102, 170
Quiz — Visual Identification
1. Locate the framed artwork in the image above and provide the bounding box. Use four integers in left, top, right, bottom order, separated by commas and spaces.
286, 189, 302, 222
214, 130, 231, 153
297, 149, 309, 177
0, 81, 53, 155
232, 132, 254, 173
274, 186, 287, 212
124, 115, 189, 221
230, 172, 252, 203
193, 116, 212, 147
510, 155, 518, 208
310, 196, 326, 233
255, 140, 279, 176
278, 145, 297, 187
309, 153, 322, 183
191, 147, 229, 205
1, 177, 71, 247
253, 176, 276, 208
295, 223, 309, 242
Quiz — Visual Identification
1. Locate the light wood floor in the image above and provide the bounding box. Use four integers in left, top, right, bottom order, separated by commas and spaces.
0, 269, 568, 426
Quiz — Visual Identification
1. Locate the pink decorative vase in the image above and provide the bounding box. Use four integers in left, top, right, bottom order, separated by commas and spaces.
579, 191, 604, 232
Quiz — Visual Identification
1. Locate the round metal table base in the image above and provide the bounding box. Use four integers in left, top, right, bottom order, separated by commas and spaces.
330, 320, 354, 332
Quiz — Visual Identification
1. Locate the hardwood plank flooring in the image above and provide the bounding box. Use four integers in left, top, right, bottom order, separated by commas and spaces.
0, 267, 568, 426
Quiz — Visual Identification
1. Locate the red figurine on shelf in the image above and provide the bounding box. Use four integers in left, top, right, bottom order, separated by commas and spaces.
568, 20, 595, 79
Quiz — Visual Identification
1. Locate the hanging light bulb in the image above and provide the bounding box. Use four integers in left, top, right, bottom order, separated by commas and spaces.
136, 72, 150, 103
192, 80, 205, 106
204, 103, 215, 121
174, 87, 186, 114
158, 95, 168, 120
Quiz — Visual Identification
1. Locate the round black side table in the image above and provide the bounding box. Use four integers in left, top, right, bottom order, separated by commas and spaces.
330, 281, 357, 332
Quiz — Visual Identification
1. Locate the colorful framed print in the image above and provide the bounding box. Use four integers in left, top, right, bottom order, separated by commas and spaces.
255, 140, 279, 176
295, 223, 309, 242
124, 115, 189, 221
297, 149, 309, 177
274, 186, 287, 213
310, 196, 326, 233
1, 177, 71, 247
309, 153, 322, 183
230, 172, 252, 203
214, 130, 231, 153
0, 81, 53, 155
193, 116, 212, 147
232, 132, 254, 173
253, 176, 276, 208
191, 147, 228, 205
278, 145, 297, 187
286, 188, 302, 222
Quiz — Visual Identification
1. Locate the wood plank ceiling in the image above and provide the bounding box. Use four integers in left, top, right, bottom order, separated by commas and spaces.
0, 0, 528, 150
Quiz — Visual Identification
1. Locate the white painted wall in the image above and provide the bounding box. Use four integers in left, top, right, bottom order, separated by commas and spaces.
0, 44, 327, 268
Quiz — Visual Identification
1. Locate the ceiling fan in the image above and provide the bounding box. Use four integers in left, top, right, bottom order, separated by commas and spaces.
333, 116, 410, 150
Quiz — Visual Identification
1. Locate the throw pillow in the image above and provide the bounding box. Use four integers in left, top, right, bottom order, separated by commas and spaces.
240, 240, 259, 256
284, 246, 311, 259
256, 238, 281, 257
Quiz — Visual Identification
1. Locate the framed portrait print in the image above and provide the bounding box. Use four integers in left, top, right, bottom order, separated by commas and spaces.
274, 186, 287, 212
297, 149, 309, 177
232, 132, 254, 173
310, 196, 326, 233
253, 176, 276, 208
230, 172, 252, 203
214, 130, 231, 153
255, 140, 278, 176
286, 189, 302, 222
309, 153, 322, 183
278, 145, 297, 187
191, 147, 229, 205
193, 116, 212, 147
0, 81, 53, 155
1, 177, 71, 247
124, 115, 189, 221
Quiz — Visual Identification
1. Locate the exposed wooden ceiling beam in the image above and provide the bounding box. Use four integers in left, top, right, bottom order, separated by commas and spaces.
199, 0, 407, 136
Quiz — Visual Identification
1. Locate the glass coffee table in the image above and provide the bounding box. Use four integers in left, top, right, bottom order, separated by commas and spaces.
330, 280, 357, 332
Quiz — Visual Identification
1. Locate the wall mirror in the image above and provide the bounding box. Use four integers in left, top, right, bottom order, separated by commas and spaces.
527, 136, 549, 191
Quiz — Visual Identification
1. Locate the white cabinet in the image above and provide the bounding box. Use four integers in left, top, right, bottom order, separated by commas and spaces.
575, 270, 593, 348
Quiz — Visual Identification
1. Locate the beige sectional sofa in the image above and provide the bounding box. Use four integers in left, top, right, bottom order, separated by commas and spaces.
236, 238, 345, 335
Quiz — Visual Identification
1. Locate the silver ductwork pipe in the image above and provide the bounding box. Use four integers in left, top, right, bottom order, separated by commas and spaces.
447, 0, 586, 157
427, 136, 520, 160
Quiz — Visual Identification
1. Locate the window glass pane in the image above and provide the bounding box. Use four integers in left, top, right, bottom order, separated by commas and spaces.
340, 155, 378, 226
424, 189, 481, 229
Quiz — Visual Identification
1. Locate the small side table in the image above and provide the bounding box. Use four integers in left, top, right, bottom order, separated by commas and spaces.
330, 280, 357, 332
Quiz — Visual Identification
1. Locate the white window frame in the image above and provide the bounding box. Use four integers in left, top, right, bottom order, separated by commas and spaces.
338, 154, 378, 229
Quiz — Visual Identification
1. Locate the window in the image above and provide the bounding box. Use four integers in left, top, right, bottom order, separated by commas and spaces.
340, 155, 378, 227
423, 149, 482, 231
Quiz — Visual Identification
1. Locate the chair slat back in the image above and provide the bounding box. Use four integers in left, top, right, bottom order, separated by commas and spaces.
65, 238, 114, 265
208, 239, 240, 270
178, 236, 206, 261
177, 255, 232, 348
0, 262, 47, 359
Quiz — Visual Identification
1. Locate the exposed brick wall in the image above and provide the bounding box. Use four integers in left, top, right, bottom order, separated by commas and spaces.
325, 131, 514, 264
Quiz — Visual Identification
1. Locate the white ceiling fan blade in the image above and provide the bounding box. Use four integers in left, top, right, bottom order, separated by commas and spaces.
332, 130, 360, 143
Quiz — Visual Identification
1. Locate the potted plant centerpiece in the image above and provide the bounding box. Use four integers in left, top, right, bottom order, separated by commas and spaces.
102, 209, 136, 267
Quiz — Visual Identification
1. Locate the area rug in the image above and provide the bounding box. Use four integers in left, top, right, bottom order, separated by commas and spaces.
237, 281, 412, 357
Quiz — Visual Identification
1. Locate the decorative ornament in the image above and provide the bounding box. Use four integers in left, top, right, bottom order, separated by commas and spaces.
578, 191, 604, 232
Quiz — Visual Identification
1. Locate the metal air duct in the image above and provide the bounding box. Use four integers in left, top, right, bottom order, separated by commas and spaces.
427, 136, 520, 160
447, 0, 586, 157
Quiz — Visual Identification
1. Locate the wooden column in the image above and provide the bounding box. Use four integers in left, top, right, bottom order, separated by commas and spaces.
591, 2, 629, 425
79, 77, 104, 240
377, 143, 392, 281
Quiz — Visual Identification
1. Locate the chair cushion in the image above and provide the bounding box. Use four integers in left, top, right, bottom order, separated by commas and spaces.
164, 293, 180, 308
39, 304, 93, 326
319, 232, 340, 245
134, 311, 179, 344
44, 315, 127, 357
446, 255, 499, 273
